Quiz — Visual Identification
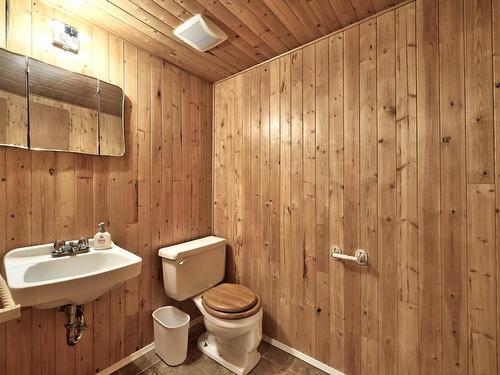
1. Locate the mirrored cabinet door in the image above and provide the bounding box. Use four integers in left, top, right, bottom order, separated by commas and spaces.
28, 58, 99, 154
0, 49, 28, 148
99, 81, 124, 156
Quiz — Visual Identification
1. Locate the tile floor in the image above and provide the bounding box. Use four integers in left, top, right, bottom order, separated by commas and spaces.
112, 328, 327, 375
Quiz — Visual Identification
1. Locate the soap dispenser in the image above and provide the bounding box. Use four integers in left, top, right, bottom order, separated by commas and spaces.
93, 222, 112, 249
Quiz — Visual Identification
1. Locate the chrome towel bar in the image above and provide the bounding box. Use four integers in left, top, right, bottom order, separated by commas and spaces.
330, 246, 368, 266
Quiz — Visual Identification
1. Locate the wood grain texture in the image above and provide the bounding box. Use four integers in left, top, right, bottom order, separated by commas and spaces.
42, 0, 409, 81
0, 1, 212, 374
213, 0, 500, 372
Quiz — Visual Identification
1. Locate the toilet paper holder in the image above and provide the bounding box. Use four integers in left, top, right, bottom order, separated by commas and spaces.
330, 246, 368, 266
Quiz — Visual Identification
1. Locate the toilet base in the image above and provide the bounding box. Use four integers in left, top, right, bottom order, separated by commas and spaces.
197, 331, 261, 375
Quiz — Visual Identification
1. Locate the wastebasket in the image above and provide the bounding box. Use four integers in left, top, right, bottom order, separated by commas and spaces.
152, 306, 190, 366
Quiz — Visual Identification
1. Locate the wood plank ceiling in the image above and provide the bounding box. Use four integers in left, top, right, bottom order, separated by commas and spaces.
42, 0, 406, 82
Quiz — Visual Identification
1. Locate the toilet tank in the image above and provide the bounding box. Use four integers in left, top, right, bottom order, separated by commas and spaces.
158, 236, 226, 301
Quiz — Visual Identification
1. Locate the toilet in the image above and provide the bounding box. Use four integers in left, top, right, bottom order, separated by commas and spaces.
158, 236, 262, 375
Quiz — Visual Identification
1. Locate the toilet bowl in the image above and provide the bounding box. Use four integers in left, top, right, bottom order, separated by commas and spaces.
193, 294, 262, 375
158, 236, 262, 375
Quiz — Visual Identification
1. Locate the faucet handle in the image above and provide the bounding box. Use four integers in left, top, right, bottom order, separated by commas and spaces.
53, 240, 65, 250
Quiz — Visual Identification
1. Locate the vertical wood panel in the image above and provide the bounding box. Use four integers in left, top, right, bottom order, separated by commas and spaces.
359, 17, 378, 375
465, 0, 494, 184
123, 42, 140, 356
302, 44, 317, 356
343, 25, 361, 375
417, 0, 442, 373
328, 32, 345, 372
278, 54, 291, 345
439, 0, 467, 374
377, 10, 397, 375
289, 48, 304, 351
467, 185, 497, 374
314, 38, 330, 364
395, 4, 418, 375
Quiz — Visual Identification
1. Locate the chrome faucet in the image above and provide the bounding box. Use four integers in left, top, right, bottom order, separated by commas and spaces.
51, 238, 90, 257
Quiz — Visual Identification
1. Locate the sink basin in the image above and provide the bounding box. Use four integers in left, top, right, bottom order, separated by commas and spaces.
3, 241, 141, 309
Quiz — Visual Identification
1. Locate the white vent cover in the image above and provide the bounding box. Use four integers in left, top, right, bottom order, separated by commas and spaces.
174, 15, 228, 52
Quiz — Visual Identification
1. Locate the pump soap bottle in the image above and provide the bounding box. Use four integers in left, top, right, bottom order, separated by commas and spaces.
94, 222, 112, 249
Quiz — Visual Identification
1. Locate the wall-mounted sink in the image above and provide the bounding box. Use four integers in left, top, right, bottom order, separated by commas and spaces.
3, 241, 141, 309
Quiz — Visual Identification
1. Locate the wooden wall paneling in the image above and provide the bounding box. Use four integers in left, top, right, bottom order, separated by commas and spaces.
54, 154, 77, 375
377, 10, 397, 375
249, 66, 259, 305
289, 48, 304, 352
190, 75, 201, 239
259, 63, 271, 335
201, 80, 212, 236
171, 66, 183, 243
328, 32, 345, 372
137, 49, 152, 348
75, 156, 95, 375
108, 34, 127, 365
123, 42, 140, 356
314, 38, 330, 365
31, 152, 56, 375
359, 17, 378, 375
268, 58, 280, 339
278, 54, 291, 345
416, 0, 442, 373
343, 25, 361, 375
181, 71, 192, 242
343, 26, 361, 373
439, 0, 467, 374
222, 75, 234, 285
232, 74, 243, 285
150, 55, 165, 314
465, 0, 494, 184
212, 0, 500, 373
467, 184, 497, 374
5, 149, 32, 375
466, 0, 497, 373
494, 0, 500, 370
302, 43, 317, 357
395, 3, 418, 374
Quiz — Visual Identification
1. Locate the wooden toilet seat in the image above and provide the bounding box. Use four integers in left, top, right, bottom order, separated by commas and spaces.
202, 283, 261, 320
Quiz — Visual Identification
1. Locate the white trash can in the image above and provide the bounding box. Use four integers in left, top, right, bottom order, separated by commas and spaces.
153, 306, 190, 366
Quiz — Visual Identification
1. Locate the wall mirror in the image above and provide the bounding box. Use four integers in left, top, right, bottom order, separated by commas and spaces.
28, 58, 99, 154
0, 47, 125, 156
99, 81, 125, 156
0, 49, 28, 148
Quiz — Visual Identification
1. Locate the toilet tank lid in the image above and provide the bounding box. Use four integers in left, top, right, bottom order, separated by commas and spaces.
158, 236, 227, 260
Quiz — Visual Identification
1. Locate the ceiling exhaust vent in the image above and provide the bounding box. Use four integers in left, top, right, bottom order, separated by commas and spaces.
174, 15, 228, 52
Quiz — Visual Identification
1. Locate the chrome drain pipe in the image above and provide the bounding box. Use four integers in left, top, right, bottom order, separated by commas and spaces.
62, 304, 87, 346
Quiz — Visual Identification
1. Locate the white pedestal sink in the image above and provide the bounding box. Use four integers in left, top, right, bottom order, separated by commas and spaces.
3, 241, 141, 309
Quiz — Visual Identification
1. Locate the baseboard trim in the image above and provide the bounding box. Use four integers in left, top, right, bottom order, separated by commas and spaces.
99, 317, 343, 375
97, 316, 204, 375
262, 335, 345, 375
